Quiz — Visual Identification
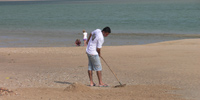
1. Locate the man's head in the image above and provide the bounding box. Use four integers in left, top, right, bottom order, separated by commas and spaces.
102, 27, 111, 37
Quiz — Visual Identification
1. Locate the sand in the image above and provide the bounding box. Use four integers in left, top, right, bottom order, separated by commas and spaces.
0, 39, 200, 100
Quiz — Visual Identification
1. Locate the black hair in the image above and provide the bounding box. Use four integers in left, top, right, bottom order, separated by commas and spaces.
102, 27, 111, 33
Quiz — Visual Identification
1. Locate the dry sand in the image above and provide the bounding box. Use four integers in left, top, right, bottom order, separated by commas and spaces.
0, 39, 200, 100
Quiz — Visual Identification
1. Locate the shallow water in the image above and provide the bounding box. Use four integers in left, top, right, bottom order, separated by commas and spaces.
0, 0, 199, 47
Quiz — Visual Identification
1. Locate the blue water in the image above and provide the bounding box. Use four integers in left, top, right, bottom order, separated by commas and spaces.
0, 0, 200, 47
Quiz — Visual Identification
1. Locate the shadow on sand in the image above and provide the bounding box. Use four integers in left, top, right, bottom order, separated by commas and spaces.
54, 81, 73, 85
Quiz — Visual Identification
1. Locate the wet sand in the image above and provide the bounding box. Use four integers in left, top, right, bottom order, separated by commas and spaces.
0, 39, 200, 100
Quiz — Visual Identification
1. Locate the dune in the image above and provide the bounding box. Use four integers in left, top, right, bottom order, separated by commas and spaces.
0, 39, 199, 100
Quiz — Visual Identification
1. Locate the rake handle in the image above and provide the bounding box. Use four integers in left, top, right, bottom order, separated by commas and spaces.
100, 56, 122, 85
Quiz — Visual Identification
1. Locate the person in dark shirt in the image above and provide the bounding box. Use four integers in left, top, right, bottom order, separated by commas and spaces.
75, 39, 81, 46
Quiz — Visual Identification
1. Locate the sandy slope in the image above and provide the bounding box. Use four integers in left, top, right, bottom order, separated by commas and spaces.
0, 39, 200, 100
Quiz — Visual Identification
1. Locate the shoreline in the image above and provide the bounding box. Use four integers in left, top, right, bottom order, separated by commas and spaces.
0, 39, 200, 100
0, 31, 199, 48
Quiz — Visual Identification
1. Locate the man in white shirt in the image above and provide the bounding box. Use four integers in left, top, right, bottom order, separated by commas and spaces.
86, 27, 111, 87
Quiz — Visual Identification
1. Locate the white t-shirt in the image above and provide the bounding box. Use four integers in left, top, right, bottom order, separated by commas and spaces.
86, 29, 104, 55
83, 32, 87, 39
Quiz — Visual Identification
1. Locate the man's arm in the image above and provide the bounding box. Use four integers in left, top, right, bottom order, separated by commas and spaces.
97, 48, 101, 57
96, 37, 104, 57
86, 33, 92, 45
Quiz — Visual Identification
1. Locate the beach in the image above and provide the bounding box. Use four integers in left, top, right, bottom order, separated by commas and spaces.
0, 39, 199, 100
0, 0, 199, 99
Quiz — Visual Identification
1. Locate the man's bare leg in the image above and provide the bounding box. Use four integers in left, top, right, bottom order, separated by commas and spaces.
88, 70, 95, 86
97, 71, 104, 85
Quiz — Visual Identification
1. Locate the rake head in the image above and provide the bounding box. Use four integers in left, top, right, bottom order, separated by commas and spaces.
114, 84, 126, 88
